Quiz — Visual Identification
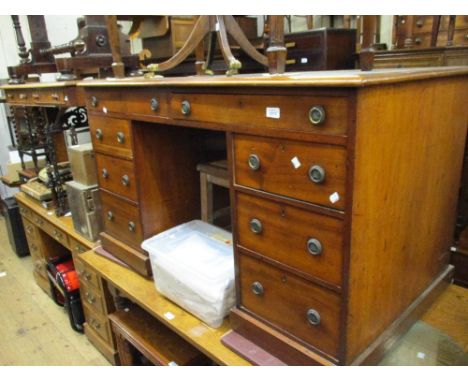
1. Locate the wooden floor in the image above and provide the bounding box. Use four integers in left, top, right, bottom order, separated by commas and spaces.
0, 216, 109, 366
1, 213, 468, 366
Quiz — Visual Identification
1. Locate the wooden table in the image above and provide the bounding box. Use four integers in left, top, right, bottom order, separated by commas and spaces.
78, 249, 250, 366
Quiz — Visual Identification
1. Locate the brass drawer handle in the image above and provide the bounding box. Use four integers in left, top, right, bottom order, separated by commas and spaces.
26, 226, 33, 234
285, 41, 296, 48
51, 93, 59, 100
307, 238, 322, 256
107, 211, 114, 221
53, 229, 63, 239
117, 132, 125, 144
286, 59, 296, 65
95, 129, 103, 141
32, 93, 40, 100
414, 37, 422, 45
308, 165, 326, 184
181, 100, 191, 116
19, 93, 27, 100
90, 96, 98, 107
128, 221, 136, 232
308, 105, 326, 125
248, 154, 260, 171
74, 245, 84, 253
307, 309, 321, 326
150, 97, 159, 111
102, 168, 108, 179
31, 244, 38, 252
251, 281, 264, 296
85, 292, 96, 304
250, 218, 263, 234
416, 19, 424, 27
84, 272, 92, 281
121, 174, 130, 186
34, 217, 43, 226
91, 319, 101, 329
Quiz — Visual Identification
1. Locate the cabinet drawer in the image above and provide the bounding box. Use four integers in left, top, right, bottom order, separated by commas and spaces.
22, 217, 37, 241
83, 304, 112, 343
100, 190, 143, 250
96, 154, 137, 202
75, 256, 102, 292
32, 90, 66, 105
86, 90, 123, 114
233, 134, 346, 209
81, 282, 107, 316
236, 192, 344, 286
170, 92, 349, 137
40, 220, 69, 249
239, 253, 341, 358
122, 88, 169, 117
19, 204, 33, 220
33, 259, 48, 280
69, 237, 90, 257
89, 115, 133, 160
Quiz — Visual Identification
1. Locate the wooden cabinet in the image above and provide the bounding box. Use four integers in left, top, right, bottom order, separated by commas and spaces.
78, 67, 468, 365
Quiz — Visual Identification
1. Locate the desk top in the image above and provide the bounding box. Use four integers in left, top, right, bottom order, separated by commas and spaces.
76, 67, 468, 89
2, 67, 467, 92
15, 191, 97, 249
78, 249, 251, 366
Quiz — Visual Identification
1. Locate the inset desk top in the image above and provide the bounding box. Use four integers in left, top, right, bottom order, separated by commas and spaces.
78, 249, 251, 366
76, 67, 468, 88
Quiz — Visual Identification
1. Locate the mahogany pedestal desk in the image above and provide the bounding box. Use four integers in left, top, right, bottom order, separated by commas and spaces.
78, 67, 468, 365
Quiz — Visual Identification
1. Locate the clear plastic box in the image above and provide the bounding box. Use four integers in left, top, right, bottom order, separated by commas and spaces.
142, 220, 235, 328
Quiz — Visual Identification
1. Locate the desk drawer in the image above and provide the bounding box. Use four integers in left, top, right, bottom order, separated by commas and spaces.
89, 115, 133, 160
81, 282, 107, 316
83, 304, 112, 343
75, 256, 102, 292
122, 88, 169, 117
33, 259, 48, 280
170, 92, 349, 137
238, 253, 341, 358
32, 90, 66, 105
96, 154, 137, 202
19, 204, 33, 220
86, 90, 123, 114
233, 134, 346, 209
40, 219, 70, 249
101, 190, 143, 250
23, 217, 37, 241
236, 192, 344, 286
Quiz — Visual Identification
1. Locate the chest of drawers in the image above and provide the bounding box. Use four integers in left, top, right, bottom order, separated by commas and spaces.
79, 67, 468, 365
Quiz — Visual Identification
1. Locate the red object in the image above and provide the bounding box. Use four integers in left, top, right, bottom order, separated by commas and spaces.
55, 259, 80, 292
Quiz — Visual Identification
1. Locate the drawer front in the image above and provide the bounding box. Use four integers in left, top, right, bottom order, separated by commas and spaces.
22, 217, 37, 241
170, 92, 349, 137
234, 135, 346, 209
122, 89, 169, 117
75, 256, 102, 292
239, 253, 341, 358
40, 219, 70, 249
69, 237, 90, 257
80, 282, 107, 315
236, 192, 344, 286
100, 190, 143, 250
89, 115, 133, 160
96, 154, 137, 201
412, 33, 433, 49
83, 304, 112, 343
33, 259, 48, 280
86, 90, 123, 114
413, 16, 435, 34
19, 204, 33, 220
32, 90, 66, 105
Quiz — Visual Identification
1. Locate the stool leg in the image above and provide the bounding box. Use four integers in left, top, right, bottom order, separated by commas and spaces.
200, 173, 213, 223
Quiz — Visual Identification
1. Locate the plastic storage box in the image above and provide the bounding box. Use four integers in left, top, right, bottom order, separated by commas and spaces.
142, 220, 235, 328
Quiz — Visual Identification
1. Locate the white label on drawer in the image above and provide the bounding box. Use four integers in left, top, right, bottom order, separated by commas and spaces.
329, 192, 340, 204
291, 156, 301, 169
301, 57, 308, 64
266, 107, 280, 119
102, 107, 108, 114
164, 311, 175, 320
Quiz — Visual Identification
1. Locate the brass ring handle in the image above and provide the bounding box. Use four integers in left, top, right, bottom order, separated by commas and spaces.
181, 100, 191, 116
102, 168, 108, 179
19, 93, 27, 100
251, 281, 264, 296
117, 132, 125, 144
84, 272, 92, 281
128, 221, 136, 232
107, 211, 114, 221
248, 154, 260, 171
51, 93, 59, 100
308, 105, 326, 125
85, 292, 96, 304
121, 175, 130, 186
26, 226, 33, 234
32, 93, 40, 99
308, 165, 326, 184
53, 229, 62, 239
307, 309, 321, 326
90, 96, 98, 107
250, 218, 263, 234
91, 319, 101, 329
95, 129, 103, 140
307, 238, 323, 256
150, 97, 159, 111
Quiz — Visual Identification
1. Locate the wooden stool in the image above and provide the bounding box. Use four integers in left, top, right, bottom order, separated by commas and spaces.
196, 160, 229, 223
109, 305, 211, 366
